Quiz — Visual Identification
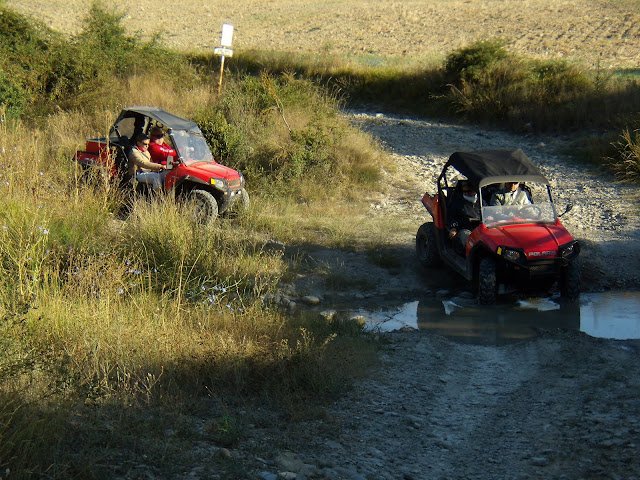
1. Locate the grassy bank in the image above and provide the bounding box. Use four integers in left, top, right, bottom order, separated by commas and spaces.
0, 107, 383, 477
0, 5, 385, 477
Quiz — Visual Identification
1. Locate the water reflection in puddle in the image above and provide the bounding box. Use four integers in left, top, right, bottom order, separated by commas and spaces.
350, 291, 640, 345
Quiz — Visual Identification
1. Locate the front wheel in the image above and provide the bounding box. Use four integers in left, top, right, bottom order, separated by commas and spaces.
478, 257, 497, 305
224, 189, 250, 217
188, 189, 219, 225
416, 222, 440, 268
560, 257, 580, 301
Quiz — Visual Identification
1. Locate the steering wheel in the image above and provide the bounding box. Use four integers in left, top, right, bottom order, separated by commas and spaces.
523, 205, 542, 219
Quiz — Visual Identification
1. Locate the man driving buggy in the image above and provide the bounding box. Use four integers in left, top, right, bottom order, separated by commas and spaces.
148, 126, 177, 165
489, 181, 531, 206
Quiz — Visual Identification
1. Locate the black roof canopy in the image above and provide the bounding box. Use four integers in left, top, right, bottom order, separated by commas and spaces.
117, 106, 200, 132
444, 149, 549, 188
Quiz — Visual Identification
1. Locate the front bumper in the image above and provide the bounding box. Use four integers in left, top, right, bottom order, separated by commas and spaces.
495, 240, 579, 283
219, 187, 246, 213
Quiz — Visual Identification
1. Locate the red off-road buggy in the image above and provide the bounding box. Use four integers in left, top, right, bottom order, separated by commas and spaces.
74, 106, 248, 224
416, 149, 580, 304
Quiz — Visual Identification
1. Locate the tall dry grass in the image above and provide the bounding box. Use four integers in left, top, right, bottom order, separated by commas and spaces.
0, 72, 383, 476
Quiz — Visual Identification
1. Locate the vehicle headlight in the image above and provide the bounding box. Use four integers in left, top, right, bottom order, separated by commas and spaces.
560, 241, 579, 260
211, 178, 228, 191
497, 246, 524, 263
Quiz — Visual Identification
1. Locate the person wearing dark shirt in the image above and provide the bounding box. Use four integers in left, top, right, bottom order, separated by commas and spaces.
447, 180, 481, 251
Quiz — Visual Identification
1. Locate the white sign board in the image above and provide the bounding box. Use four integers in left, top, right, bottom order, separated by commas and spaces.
214, 47, 233, 57
221, 23, 234, 47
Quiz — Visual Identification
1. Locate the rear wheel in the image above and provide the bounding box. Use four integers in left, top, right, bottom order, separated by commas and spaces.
478, 257, 497, 305
416, 222, 440, 268
189, 189, 219, 225
560, 257, 580, 301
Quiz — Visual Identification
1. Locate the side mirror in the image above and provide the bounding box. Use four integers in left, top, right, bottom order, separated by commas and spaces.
558, 203, 573, 217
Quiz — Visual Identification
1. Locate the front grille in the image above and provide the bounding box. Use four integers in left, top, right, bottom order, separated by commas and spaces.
527, 260, 559, 276
530, 264, 554, 273
228, 178, 242, 189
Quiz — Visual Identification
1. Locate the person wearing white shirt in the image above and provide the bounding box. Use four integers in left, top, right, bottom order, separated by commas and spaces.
490, 182, 531, 206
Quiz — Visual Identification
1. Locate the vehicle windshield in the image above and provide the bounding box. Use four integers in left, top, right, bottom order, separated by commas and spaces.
481, 182, 556, 226
171, 130, 214, 165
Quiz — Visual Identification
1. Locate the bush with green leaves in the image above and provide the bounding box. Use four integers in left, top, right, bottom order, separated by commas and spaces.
444, 38, 510, 86
0, 3, 192, 117
193, 73, 381, 198
0, 71, 26, 120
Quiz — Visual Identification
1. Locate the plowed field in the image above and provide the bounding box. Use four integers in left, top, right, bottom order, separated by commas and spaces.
7, 0, 640, 69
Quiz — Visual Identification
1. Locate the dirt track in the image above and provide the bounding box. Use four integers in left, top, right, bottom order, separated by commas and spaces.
230, 112, 640, 480
7, 0, 640, 69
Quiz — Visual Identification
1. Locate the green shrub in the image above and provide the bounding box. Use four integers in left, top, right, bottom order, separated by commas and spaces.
194, 73, 382, 198
0, 70, 26, 120
444, 39, 510, 86
74, 3, 136, 68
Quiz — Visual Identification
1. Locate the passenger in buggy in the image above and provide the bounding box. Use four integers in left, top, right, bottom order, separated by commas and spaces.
127, 134, 166, 190
446, 180, 481, 253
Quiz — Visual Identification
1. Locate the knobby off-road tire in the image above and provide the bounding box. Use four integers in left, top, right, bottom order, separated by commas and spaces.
189, 189, 219, 225
560, 257, 580, 301
416, 222, 440, 268
478, 257, 498, 305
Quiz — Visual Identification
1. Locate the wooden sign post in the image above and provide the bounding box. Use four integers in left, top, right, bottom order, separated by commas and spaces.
214, 23, 234, 96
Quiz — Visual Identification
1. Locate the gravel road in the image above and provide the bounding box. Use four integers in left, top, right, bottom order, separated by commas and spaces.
248, 330, 640, 480
237, 113, 640, 480
282, 112, 640, 305
71, 115, 639, 480
352, 112, 640, 292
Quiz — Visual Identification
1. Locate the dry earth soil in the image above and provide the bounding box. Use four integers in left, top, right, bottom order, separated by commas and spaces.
6, 0, 640, 69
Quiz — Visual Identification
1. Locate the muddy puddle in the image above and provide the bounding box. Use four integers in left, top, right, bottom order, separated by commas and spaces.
336, 291, 640, 345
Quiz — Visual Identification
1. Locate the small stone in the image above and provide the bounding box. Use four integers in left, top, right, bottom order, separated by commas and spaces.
333, 466, 367, 480
276, 452, 305, 472
531, 457, 549, 466
264, 241, 285, 253
457, 291, 475, 299
325, 440, 343, 450
278, 472, 297, 480
320, 310, 337, 321
300, 295, 321, 305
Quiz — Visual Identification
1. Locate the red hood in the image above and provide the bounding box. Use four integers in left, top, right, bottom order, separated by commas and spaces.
182, 161, 240, 180
478, 222, 575, 257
